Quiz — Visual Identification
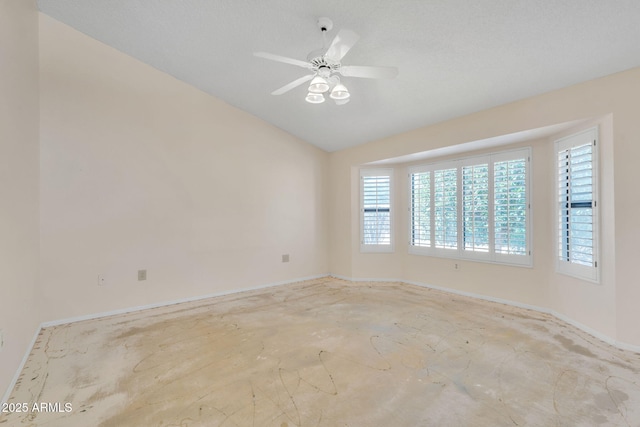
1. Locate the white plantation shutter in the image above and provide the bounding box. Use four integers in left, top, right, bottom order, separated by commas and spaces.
410, 171, 431, 247
556, 128, 599, 282
462, 163, 489, 253
434, 168, 458, 249
409, 148, 530, 266
494, 157, 528, 257
361, 169, 393, 252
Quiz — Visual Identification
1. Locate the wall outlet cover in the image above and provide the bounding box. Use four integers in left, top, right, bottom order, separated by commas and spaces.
138, 269, 147, 281
282, 254, 290, 263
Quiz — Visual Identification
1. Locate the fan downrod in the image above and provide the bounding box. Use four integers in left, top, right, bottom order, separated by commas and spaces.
307, 17, 337, 63
317, 17, 333, 33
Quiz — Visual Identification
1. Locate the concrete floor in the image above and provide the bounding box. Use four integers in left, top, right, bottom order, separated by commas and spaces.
2, 277, 640, 426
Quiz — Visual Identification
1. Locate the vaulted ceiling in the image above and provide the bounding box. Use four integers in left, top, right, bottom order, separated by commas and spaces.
37, 0, 640, 152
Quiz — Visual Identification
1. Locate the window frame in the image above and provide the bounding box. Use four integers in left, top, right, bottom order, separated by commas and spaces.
554, 127, 600, 283
408, 148, 532, 267
360, 168, 394, 253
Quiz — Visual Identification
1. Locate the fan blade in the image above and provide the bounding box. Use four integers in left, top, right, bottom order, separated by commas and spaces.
254, 52, 312, 69
324, 29, 360, 61
339, 65, 398, 79
271, 74, 315, 95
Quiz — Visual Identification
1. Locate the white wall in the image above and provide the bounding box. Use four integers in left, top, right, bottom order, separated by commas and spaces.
330, 68, 640, 348
0, 0, 40, 401
38, 15, 329, 322
3, 3, 639, 401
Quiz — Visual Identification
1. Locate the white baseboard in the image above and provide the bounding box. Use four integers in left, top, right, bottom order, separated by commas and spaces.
330, 274, 403, 283
551, 311, 640, 354
42, 274, 330, 328
403, 279, 551, 314
334, 274, 640, 354
1, 325, 42, 405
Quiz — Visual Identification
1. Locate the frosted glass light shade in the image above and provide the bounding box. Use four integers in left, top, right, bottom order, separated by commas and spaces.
308, 76, 330, 93
305, 92, 325, 104
329, 83, 350, 100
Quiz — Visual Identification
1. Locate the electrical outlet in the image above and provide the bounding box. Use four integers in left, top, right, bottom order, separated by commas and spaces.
0, 329, 4, 352
138, 269, 147, 281
454, 263, 459, 270
98, 274, 107, 286
282, 254, 290, 263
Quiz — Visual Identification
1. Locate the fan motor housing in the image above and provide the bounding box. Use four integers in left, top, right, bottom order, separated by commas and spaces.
309, 56, 340, 75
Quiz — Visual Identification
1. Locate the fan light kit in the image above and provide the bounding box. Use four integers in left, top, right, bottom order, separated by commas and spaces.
254, 17, 398, 105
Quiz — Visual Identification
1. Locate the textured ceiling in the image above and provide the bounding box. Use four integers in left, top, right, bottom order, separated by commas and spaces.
37, 0, 640, 152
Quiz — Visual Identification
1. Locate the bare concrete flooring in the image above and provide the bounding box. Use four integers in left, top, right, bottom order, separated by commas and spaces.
2, 277, 640, 426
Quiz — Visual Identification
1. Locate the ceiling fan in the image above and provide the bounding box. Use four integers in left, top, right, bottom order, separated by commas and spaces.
254, 17, 398, 105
